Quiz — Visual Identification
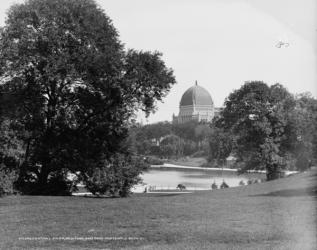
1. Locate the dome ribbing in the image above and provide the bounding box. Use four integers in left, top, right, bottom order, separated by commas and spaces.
180, 84, 213, 106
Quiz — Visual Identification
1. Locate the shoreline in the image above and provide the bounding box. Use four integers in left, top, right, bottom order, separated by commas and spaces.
151, 163, 298, 175
152, 163, 251, 172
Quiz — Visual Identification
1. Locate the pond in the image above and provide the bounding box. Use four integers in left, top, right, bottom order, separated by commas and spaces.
133, 164, 266, 192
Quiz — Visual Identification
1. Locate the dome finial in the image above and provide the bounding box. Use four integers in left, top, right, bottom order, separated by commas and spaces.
195, 80, 198, 86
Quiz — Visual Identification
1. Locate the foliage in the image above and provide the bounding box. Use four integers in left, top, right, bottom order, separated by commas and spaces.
239, 180, 245, 186
84, 154, 148, 197
160, 134, 184, 159
176, 184, 186, 190
15, 169, 77, 195
208, 126, 235, 166
144, 156, 164, 165
173, 120, 199, 142
290, 93, 317, 171
0, 119, 22, 196
217, 82, 299, 180
0, 165, 18, 196
0, 0, 175, 195
0, 119, 24, 169
211, 182, 218, 190
133, 120, 212, 158
220, 181, 229, 189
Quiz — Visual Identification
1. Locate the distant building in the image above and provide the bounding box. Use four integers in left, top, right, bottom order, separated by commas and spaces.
173, 81, 220, 123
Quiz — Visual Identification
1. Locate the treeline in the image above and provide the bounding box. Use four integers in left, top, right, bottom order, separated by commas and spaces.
129, 120, 212, 159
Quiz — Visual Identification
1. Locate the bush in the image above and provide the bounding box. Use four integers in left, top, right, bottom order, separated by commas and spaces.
220, 181, 229, 189
211, 182, 218, 190
16, 169, 76, 195
0, 165, 18, 196
84, 154, 148, 197
247, 179, 253, 185
177, 184, 186, 190
145, 156, 164, 165
239, 180, 245, 186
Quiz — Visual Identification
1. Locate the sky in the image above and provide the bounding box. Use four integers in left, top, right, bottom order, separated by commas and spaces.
1, 0, 316, 123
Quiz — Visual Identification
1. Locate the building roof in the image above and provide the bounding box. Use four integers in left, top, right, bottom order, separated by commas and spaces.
180, 83, 213, 107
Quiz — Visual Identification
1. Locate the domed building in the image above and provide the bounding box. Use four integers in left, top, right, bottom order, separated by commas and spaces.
173, 81, 215, 123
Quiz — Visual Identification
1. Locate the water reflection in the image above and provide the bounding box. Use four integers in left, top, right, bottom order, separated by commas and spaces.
134, 166, 265, 192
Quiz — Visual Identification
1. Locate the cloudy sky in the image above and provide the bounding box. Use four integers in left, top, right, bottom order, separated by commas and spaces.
1, 0, 316, 123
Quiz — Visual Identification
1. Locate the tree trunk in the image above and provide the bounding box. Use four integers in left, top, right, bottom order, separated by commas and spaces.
38, 165, 49, 188
266, 164, 281, 181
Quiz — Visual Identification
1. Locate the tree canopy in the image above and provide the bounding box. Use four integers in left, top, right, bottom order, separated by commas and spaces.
132, 120, 212, 159
216, 81, 316, 180
0, 0, 175, 195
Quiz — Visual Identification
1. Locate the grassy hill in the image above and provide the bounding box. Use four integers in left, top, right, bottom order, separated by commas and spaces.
0, 169, 316, 250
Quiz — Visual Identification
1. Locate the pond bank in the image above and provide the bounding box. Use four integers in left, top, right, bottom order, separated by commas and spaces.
152, 163, 299, 176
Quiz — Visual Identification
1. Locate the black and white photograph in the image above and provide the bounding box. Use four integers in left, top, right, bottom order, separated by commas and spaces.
0, 0, 316, 249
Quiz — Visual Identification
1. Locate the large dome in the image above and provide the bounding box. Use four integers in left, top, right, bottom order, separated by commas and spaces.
180, 84, 213, 106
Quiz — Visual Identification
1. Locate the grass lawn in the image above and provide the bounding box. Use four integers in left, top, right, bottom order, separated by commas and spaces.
167, 157, 207, 167
0, 169, 316, 250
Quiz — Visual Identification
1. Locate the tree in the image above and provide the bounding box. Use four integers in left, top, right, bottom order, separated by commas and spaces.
143, 122, 172, 145
133, 121, 172, 155
0, 0, 175, 195
160, 134, 184, 159
208, 126, 235, 167
218, 82, 297, 180
173, 120, 199, 142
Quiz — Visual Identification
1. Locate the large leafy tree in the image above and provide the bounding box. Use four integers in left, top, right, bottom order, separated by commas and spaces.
0, 0, 175, 194
217, 81, 297, 180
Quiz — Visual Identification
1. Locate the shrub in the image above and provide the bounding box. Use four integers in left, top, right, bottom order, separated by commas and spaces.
220, 181, 229, 189
247, 179, 253, 185
239, 180, 245, 186
0, 165, 18, 196
145, 156, 164, 165
84, 154, 148, 197
16, 169, 76, 195
177, 184, 186, 190
211, 182, 218, 190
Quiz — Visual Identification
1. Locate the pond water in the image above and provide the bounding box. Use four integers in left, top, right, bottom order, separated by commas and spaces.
133, 165, 266, 192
